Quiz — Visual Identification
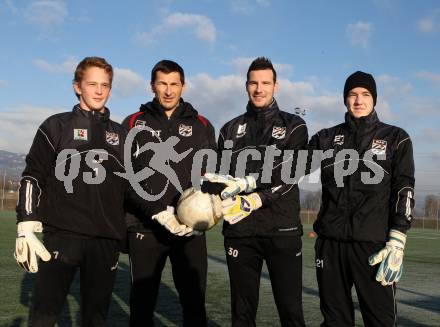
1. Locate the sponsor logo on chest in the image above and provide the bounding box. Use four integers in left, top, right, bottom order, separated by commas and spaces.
236, 123, 247, 138
105, 131, 119, 145
333, 134, 345, 146
272, 126, 286, 139
135, 119, 146, 129
371, 139, 387, 155
179, 124, 193, 137
73, 129, 88, 141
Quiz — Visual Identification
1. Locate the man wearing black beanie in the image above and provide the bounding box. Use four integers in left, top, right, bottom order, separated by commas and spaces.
308, 71, 415, 326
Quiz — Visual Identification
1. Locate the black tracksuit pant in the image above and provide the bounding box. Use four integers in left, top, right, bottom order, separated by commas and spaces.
315, 238, 398, 327
30, 232, 120, 327
128, 230, 207, 327
224, 236, 305, 327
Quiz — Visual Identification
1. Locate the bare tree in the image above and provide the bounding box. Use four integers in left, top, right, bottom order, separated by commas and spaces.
424, 194, 439, 219
302, 191, 321, 211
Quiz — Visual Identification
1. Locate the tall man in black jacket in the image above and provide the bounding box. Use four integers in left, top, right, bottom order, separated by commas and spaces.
309, 71, 415, 326
204, 57, 307, 327
123, 60, 216, 327
14, 57, 130, 326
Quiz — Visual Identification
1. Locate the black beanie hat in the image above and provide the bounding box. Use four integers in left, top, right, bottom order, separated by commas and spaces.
343, 71, 377, 106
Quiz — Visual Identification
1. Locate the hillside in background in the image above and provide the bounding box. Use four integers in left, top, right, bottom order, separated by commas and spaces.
0, 150, 25, 181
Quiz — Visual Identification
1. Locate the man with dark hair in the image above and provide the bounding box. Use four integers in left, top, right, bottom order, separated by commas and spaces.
150, 59, 185, 85
204, 57, 307, 327
123, 59, 216, 327
309, 71, 415, 326
14, 57, 129, 326
246, 56, 277, 82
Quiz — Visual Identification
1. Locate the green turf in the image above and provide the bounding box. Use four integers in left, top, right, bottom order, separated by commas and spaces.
1, 211, 439, 326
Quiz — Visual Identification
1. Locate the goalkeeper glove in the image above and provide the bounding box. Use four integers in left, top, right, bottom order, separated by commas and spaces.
152, 207, 197, 237
222, 193, 262, 224
204, 173, 257, 199
369, 229, 407, 286
14, 221, 51, 273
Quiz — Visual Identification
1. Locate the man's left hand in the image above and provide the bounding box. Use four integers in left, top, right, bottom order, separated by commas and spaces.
221, 193, 262, 224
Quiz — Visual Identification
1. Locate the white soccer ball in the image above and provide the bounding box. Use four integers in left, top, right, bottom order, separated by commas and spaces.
177, 187, 222, 231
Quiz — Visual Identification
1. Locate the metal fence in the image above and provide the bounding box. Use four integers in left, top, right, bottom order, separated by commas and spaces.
412, 217, 440, 230
0, 191, 17, 211
1, 199, 439, 231
299, 211, 439, 231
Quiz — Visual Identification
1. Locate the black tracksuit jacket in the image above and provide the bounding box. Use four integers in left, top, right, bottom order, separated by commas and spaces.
308, 110, 415, 242
218, 100, 308, 238
16, 105, 129, 241
122, 99, 216, 233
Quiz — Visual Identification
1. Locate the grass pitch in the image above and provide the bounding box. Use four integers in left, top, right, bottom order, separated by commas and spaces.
1, 211, 439, 326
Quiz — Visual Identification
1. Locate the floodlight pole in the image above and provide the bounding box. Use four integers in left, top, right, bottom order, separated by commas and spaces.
435, 197, 440, 232
1, 170, 5, 211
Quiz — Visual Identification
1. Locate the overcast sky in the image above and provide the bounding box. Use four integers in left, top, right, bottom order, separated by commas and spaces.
0, 0, 439, 196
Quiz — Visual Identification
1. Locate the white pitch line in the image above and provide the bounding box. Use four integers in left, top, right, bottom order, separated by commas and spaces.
407, 236, 440, 240
111, 294, 129, 314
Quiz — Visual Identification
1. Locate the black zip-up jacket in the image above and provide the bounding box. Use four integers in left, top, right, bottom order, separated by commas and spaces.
16, 105, 129, 241
122, 99, 216, 232
218, 99, 308, 237
308, 110, 415, 242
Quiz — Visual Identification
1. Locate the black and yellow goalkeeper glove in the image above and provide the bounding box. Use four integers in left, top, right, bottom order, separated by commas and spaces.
221, 193, 262, 224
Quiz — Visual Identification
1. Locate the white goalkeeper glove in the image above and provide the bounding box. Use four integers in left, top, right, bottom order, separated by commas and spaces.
369, 229, 407, 286
14, 221, 51, 273
152, 207, 197, 237
221, 193, 262, 225
204, 173, 257, 199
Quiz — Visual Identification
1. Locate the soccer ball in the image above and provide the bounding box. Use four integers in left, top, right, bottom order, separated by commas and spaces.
177, 187, 222, 231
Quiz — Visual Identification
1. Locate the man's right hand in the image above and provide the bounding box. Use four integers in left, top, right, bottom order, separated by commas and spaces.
204, 173, 257, 199
152, 207, 196, 237
15, 221, 51, 273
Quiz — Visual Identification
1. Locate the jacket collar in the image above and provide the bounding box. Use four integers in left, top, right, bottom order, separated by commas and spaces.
140, 98, 198, 120
345, 109, 379, 133
245, 98, 279, 120
73, 104, 110, 122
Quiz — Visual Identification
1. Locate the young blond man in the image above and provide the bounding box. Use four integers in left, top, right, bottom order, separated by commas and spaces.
15, 57, 129, 326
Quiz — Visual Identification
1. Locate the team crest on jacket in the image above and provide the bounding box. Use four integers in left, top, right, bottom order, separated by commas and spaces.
236, 123, 247, 138
272, 126, 286, 139
135, 120, 146, 129
73, 129, 88, 141
105, 131, 119, 145
179, 124, 192, 137
333, 135, 345, 146
371, 139, 387, 155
